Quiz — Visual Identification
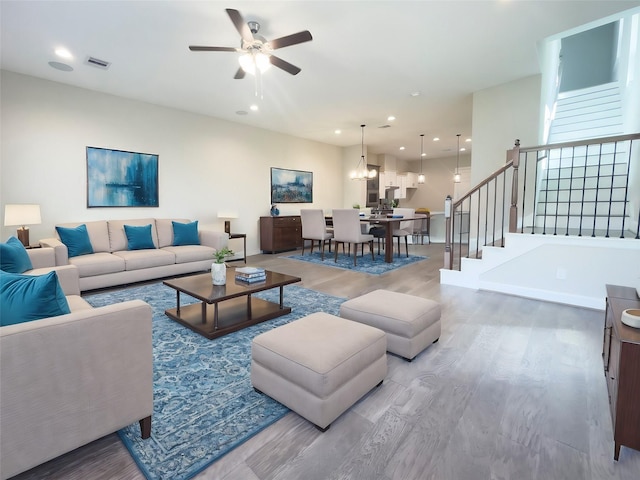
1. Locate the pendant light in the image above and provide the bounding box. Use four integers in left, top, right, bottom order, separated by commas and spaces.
350, 124, 376, 180
454, 133, 461, 183
418, 134, 425, 184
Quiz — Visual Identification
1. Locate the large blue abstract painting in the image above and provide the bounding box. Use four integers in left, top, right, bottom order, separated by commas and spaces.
270, 167, 313, 204
87, 147, 159, 207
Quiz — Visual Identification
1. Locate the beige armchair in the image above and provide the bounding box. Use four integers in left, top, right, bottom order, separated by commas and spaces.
331, 209, 374, 266
0, 248, 153, 479
300, 209, 333, 260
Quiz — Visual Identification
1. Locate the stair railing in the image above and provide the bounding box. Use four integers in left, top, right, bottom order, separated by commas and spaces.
444, 133, 640, 271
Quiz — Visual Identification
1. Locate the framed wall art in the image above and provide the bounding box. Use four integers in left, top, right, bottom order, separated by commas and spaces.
86, 146, 159, 207
270, 167, 313, 204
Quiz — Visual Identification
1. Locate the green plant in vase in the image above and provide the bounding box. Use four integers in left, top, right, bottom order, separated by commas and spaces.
213, 247, 234, 264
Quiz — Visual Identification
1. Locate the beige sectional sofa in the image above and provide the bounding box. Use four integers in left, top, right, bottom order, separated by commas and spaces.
0, 247, 153, 480
40, 218, 228, 291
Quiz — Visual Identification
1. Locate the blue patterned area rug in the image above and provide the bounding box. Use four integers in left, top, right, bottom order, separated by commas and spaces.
85, 283, 345, 480
285, 251, 427, 274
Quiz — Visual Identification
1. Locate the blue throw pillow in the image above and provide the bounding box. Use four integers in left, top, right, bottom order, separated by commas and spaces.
124, 224, 155, 250
172, 221, 200, 246
0, 236, 33, 273
0, 270, 71, 326
56, 224, 94, 257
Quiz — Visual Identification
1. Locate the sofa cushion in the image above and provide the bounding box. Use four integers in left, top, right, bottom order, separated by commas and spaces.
156, 218, 191, 248
56, 221, 110, 253
0, 236, 33, 273
113, 249, 175, 271
108, 219, 158, 252
0, 271, 70, 326
162, 245, 216, 263
124, 224, 156, 250
69, 252, 125, 277
172, 220, 200, 246
55, 224, 94, 257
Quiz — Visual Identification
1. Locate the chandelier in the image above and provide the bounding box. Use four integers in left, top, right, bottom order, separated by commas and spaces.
350, 124, 377, 180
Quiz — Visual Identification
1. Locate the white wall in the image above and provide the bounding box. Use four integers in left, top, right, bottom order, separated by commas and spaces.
0, 71, 343, 256
471, 75, 541, 185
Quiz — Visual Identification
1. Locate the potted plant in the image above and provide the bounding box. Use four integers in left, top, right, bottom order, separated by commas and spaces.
211, 247, 234, 285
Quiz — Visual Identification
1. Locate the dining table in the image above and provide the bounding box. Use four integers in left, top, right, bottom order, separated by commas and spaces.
326, 214, 421, 263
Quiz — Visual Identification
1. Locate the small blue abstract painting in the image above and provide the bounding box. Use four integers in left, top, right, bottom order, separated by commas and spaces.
270, 167, 313, 203
87, 147, 159, 207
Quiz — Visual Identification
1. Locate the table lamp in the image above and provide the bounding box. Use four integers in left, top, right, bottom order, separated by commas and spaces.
4, 204, 42, 247
217, 212, 238, 236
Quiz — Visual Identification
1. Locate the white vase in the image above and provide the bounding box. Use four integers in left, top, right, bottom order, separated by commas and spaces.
211, 263, 226, 285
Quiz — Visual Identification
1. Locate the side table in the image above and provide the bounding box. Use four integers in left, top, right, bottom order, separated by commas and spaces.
227, 233, 247, 263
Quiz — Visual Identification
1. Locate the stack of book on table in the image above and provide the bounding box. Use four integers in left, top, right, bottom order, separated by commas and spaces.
235, 266, 266, 284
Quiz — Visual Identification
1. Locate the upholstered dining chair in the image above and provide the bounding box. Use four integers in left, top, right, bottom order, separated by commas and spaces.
391, 208, 415, 257
300, 209, 333, 260
331, 209, 375, 266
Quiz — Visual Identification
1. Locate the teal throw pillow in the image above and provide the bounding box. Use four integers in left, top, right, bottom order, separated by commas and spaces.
0, 270, 71, 326
124, 224, 155, 250
0, 236, 33, 273
56, 224, 94, 257
172, 220, 200, 246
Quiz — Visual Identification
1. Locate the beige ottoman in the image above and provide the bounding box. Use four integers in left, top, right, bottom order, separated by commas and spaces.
251, 312, 387, 431
339, 289, 441, 361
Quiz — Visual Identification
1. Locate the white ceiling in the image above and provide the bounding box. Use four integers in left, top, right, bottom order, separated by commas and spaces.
2, 0, 639, 161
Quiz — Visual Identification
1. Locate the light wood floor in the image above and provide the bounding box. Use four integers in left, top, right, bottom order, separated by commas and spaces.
12, 242, 640, 480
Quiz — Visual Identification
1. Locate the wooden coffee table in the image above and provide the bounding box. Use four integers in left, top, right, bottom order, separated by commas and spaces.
163, 268, 301, 339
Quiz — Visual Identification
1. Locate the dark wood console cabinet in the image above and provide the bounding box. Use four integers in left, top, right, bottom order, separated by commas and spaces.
260, 215, 302, 254
602, 284, 640, 460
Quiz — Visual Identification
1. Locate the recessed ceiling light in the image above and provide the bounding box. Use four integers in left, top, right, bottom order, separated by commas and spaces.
421, 153, 427, 157
249, 104, 258, 111
433, 137, 440, 142
55, 48, 72, 59
399, 146, 405, 150
48, 61, 73, 72
465, 138, 472, 142
460, 147, 466, 152
387, 116, 396, 121
410, 92, 421, 97
334, 129, 341, 134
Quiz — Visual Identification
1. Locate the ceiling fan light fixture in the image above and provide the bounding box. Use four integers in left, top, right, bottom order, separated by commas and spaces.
238, 51, 271, 75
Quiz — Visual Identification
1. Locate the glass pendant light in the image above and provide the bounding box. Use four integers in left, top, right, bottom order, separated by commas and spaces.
454, 134, 461, 183
418, 134, 425, 184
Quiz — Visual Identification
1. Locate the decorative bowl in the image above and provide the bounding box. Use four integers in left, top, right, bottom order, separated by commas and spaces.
621, 309, 640, 328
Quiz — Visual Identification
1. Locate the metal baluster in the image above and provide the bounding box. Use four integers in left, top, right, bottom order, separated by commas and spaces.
592, 143, 604, 237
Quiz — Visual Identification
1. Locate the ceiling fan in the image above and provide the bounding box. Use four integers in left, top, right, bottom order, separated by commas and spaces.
189, 8, 313, 79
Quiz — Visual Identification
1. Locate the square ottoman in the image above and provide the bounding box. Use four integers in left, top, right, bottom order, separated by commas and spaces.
251, 312, 387, 431
339, 289, 441, 361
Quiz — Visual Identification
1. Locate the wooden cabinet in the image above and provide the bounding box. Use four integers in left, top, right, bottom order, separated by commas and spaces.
603, 284, 640, 460
260, 216, 302, 253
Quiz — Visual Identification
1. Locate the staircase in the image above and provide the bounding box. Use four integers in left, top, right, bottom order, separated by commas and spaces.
548, 82, 623, 144
536, 82, 631, 236
440, 130, 640, 310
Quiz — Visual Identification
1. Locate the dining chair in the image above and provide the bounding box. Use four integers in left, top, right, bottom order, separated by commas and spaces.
391, 208, 415, 257
331, 209, 374, 266
300, 209, 333, 260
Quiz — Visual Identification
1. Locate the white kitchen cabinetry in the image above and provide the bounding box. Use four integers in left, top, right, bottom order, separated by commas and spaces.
404, 172, 418, 189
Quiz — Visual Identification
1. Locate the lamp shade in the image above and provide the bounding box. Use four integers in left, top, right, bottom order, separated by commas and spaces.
4, 204, 41, 227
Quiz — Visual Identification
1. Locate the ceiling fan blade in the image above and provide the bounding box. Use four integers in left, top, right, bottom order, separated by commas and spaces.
269, 55, 302, 75
189, 46, 237, 52
269, 30, 313, 50
234, 67, 246, 80
226, 8, 254, 44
